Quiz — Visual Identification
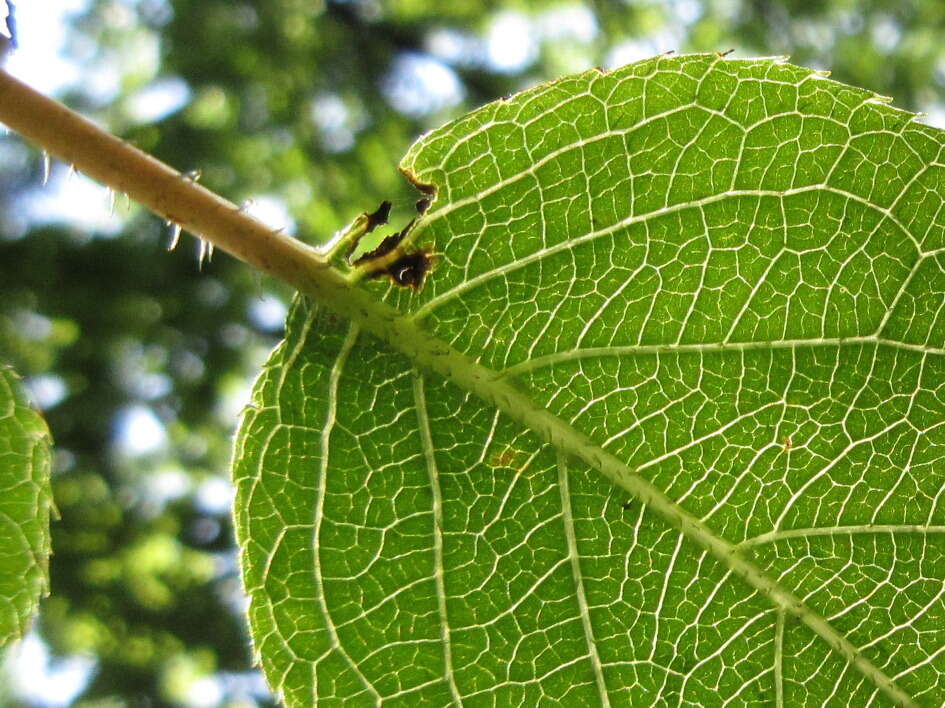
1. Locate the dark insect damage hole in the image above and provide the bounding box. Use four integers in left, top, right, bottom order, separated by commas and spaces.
344, 200, 393, 263
369, 251, 433, 290
365, 200, 392, 231
351, 218, 416, 266
351, 172, 438, 289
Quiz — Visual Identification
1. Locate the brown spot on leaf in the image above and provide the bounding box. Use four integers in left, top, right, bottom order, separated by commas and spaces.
489, 448, 519, 469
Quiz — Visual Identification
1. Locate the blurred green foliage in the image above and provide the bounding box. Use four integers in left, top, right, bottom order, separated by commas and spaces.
1, 0, 943, 705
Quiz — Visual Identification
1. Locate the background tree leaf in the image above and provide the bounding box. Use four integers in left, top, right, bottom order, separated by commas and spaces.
0, 365, 53, 648
234, 54, 945, 705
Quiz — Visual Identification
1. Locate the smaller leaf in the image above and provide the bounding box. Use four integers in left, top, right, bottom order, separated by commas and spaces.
0, 365, 54, 647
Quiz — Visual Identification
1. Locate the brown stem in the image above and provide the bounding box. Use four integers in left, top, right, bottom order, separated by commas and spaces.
0, 69, 329, 293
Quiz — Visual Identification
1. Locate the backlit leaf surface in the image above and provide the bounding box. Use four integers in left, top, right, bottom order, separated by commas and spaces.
233, 55, 945, 705
0, 366, 52, 647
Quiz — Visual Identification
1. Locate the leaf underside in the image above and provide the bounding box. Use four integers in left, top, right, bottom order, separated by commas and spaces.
0, 366, 53, 648
233, 55, 945, 706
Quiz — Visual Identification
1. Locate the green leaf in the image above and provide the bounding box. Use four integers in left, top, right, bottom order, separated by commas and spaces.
0, 365, 53, 648
233, 54, 945, 706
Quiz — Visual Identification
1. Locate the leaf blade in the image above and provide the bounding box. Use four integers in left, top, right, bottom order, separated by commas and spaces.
234, 55, 945, 705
